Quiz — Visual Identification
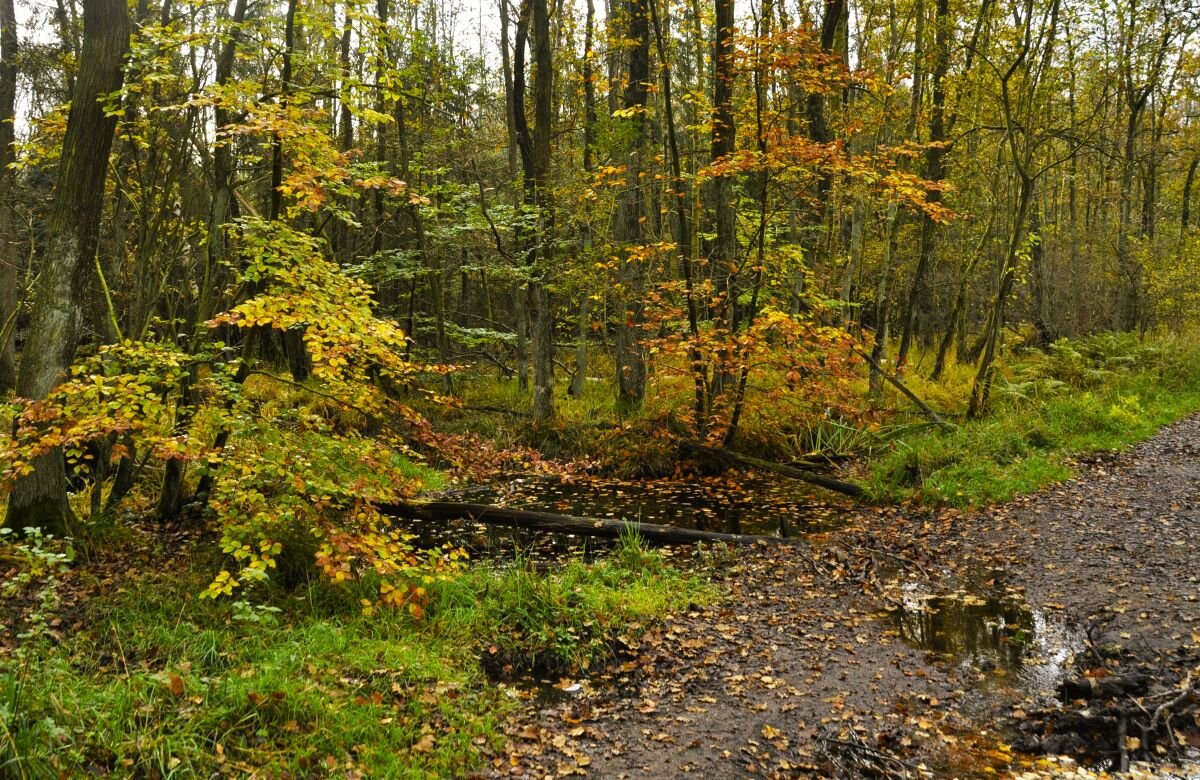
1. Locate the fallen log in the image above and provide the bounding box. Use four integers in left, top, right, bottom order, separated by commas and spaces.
1061, 673, 1151, 701
852, 346, 955, 431
378, 500, 801, 546
679, 441, 866, 499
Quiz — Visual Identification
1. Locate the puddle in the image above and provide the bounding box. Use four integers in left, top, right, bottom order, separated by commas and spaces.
448, 474, 844, 538
501, 676, 590, 708
889, 575, 1083, 697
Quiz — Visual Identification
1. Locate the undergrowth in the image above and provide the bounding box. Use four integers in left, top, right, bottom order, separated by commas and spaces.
0, 532, 711, 778
867, 332, 1200, 506
432, 332, 1200, 506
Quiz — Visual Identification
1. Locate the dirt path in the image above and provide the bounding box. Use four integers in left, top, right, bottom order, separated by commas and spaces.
485, 417, 1200, 779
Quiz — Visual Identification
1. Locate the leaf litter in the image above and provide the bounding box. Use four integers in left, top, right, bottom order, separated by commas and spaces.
484, 416, 1200, 778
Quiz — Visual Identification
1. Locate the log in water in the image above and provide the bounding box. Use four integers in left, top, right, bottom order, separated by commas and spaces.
379, 500, 804, 546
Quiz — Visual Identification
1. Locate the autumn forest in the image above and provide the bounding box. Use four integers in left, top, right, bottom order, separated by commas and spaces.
2, 0, 1200, 775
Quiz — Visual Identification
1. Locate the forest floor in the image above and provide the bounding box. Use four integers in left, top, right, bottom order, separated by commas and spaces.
485, 416, 1200, 779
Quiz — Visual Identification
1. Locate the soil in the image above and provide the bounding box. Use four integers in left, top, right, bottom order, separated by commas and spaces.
485, 416, 1200, 779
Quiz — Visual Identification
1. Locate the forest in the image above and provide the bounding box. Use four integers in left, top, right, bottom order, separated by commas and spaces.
1, 0, 1200, 775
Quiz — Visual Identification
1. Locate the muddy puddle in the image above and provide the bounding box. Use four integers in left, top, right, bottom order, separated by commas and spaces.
500, 676, 591, 709
888, 573, 1083, 698
447, 474, 844, 538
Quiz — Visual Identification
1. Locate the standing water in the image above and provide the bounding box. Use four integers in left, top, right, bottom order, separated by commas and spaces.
450, 474, 846, 538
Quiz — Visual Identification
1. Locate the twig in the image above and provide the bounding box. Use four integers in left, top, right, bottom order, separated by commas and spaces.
818, 735, 921, 777
1150, 677, 1195, 734
1117, 712, 1129, 773
245, 370, 390, 429
840, 541, 931, 580
462, 405, 530, 418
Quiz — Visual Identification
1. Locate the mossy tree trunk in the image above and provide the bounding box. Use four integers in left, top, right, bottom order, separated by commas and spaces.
5, 0, 131, 535
0, 0, 18, 393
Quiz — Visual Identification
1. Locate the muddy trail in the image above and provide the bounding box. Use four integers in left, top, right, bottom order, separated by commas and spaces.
481, 417, 1200, 779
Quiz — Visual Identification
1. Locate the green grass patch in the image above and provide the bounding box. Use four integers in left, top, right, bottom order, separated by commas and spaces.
867, 333, 1200, 506
0, 533, 712, 778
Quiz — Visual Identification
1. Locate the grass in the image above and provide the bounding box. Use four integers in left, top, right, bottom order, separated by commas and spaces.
866, 333, 1200, 506
0, 532, 713, 778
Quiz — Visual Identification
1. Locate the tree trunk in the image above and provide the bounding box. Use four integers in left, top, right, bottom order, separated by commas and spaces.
709, 0, 737, 347
650, 0, 707, 432
869, 203, 899, 396
968, 174, 1034, 419
0, 0, 18, 393
932, 212, 993, 380
5, 0, 131, 535
156, 0, 248, 522
613, 0, 651, 412
500, 0, 518, 180
568, 0, 598, 400
269, 0, 311, 382
513, 0, 554, 423
515, 284, 529, 391
897, 0, 947, 367
1029, 205, 1053, 346
380, 500, 801, 546
1180, 155, 1197, 240
1116, 108, 1142, 331
678, 442, 865, 498
790, 0, 844, 307
569, 297, 589, 397
722, 0, 772, 446
269, 0, 297, 223
332, 2, 355, 264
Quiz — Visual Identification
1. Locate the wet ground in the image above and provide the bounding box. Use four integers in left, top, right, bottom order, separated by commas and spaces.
479, 416, 1200, 778
446, 473, 842, 538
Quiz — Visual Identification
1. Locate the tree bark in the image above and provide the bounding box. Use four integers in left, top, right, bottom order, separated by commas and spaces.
1181, 155, 1198, 240
568, 0, 598, 400
1029, 205, 1053, 346
1114, 2, 1173, 332
613, 0, 651, 412
0, 0, 18, 392
969, 173, 1035, 419
1116, 108, 1144, 331
869, 204, 899, 395
968, 0, 1058, 418
898, 0, 947, 367
5, 0, 131, 535
709, 0, 737, 351
380, 500, 803, 545
513, 0, 554, 422
649, 0, 707, 432
678, 441, 866, 498
500, 0, 518, 180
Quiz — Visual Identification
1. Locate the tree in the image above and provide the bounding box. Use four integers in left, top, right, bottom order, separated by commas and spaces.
613, 0, 652, 412
4, 0, 131, 535
967, 0, 1063, 418
513, 0, 555, 422
1111, 0, 1186, 331
0, 0, 16, 393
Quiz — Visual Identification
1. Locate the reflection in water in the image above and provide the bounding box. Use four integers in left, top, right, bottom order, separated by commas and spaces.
453, 474, 844, 538
890, 579, 1083, 696
893, 589, 1034, 670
